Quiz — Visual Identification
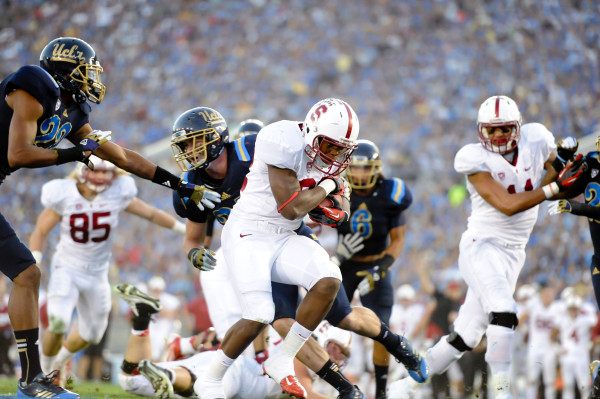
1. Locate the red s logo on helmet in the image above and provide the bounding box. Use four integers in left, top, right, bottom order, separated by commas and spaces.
310, 105, 328, 122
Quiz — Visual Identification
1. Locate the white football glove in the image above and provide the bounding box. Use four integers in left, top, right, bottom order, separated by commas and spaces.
331, 232, 365, 265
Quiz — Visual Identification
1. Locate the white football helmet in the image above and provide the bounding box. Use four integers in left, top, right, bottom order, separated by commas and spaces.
315, 321, 352, 369
77, 155, 116, 193
303, 98, 359, 176
395, 284, 416, 301
477, 95, 522, 154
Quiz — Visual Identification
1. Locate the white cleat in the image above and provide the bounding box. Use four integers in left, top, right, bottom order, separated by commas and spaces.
114, 283, 162, 315
138, 360, 174, 399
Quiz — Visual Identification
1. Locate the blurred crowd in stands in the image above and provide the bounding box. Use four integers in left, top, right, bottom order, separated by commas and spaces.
1, 0, 599, 349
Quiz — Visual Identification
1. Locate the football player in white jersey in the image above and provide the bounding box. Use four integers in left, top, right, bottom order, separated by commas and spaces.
553, 294, 597, 399
519, 285, 560, 399
198, 98, 361, 399
29, 156, 186, 381
388, 95, 585, 399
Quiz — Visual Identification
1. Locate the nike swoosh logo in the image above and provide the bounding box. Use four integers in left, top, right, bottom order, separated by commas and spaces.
240, 233, 252, 238
524, 166, 531, 171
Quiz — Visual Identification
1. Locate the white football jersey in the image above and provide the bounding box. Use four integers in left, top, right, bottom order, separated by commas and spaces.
556, 307, 597, 358
525, 297, 561, 351
41, 176, 137, 269
455, 123, 556, 245
390, 302, 426, 339
230, 120, 330, 230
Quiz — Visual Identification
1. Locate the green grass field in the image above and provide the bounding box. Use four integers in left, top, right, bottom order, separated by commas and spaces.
0, 377, 140, 398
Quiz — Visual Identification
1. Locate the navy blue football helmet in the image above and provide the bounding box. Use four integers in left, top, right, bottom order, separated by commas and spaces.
236, 119, 264, 139
171, 107, 229, 171
40, 37, 105, 104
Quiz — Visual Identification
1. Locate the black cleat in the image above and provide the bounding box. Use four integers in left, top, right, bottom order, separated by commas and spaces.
338, 385, 366, 399
17, 371, 79, 398
390, 336, 429, 383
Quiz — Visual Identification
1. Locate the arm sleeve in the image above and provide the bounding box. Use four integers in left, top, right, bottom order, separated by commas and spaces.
566, 200, 600, 219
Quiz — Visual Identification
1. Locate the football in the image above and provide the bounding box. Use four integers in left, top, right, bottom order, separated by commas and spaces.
320, 193, 343, 209
319, 193, 350, 215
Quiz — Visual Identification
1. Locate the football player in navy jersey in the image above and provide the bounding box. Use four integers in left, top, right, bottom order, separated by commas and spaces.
170, 108, 427, 399
334, 139, 414, 398
549, 136, 600, 399
0, 37, 219, 398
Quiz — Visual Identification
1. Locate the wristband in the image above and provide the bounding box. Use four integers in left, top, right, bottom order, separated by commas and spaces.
378, 254, 395, 270
55, 147, 85, 165
172, 220, 186, 234
152, 166, 181, 190
542, 182, 559, 199
187, 248, 200, 261
551, 157, 564, 173
31, 250, 43, 264
318, 179, 337, 195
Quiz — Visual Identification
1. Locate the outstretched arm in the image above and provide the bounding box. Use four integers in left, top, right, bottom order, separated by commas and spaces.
29, 208, 62, 264
125, 197, 185, 232
555, 199, 600, 219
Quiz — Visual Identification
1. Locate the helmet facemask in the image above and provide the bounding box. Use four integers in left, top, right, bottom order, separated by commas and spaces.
347, 157, 382, 189
69, 59, 105, 104
76, 157, 116, 193
477, 95, 522, 155
171, 125, 225, 172
305, 135, 357, 176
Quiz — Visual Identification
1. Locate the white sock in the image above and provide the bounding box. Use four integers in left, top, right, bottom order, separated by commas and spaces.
265, 321, 311, 382
40, 353, 56, 374
425, 335, 464, 375
180, 336, 195, 356
280, 322, 311, 359
205, 349, 235, 381
54, 346, 75, 369
485, 324, 514, 376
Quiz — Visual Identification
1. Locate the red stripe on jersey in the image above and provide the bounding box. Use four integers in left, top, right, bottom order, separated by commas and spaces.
342, 102, 353, 139
495, 97, 500, 118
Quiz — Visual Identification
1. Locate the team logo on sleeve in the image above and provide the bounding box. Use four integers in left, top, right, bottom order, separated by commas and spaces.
55, 99, 61, 111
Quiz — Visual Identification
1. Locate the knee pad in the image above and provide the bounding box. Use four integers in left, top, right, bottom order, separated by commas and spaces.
489, 312, 518, 330
47, 315, 68, 334
447, 331, 473, 352
241, 291, 275, 324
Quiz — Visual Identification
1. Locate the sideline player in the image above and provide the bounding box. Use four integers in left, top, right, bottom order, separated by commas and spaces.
0, 36, 217, 398
334, 139, 413, 398
29, 157, 186, 382
389, 95, 584, 399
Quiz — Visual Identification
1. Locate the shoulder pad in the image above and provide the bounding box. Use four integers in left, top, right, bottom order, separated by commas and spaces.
232, 133, 257, 163
382, 178, 413, 209
6, 66, 60, 105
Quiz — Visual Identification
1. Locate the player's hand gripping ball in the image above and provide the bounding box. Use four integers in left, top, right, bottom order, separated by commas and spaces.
308, 193, 350, 227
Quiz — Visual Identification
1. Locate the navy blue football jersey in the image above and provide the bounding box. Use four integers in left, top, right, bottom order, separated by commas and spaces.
173, 134, 256, 224
0, 65, 91, 182
337, 177, 412, 256
577, 151, 600, 263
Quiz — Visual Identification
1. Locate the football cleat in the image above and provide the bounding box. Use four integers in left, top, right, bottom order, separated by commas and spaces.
138, 360, 174, 399
17, 371, 79, 398
338, 385, 366, 399
390, 336, 429, 383
262, 364, 307, 399
114, 283, 162, 316
590, 360, 600, 399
